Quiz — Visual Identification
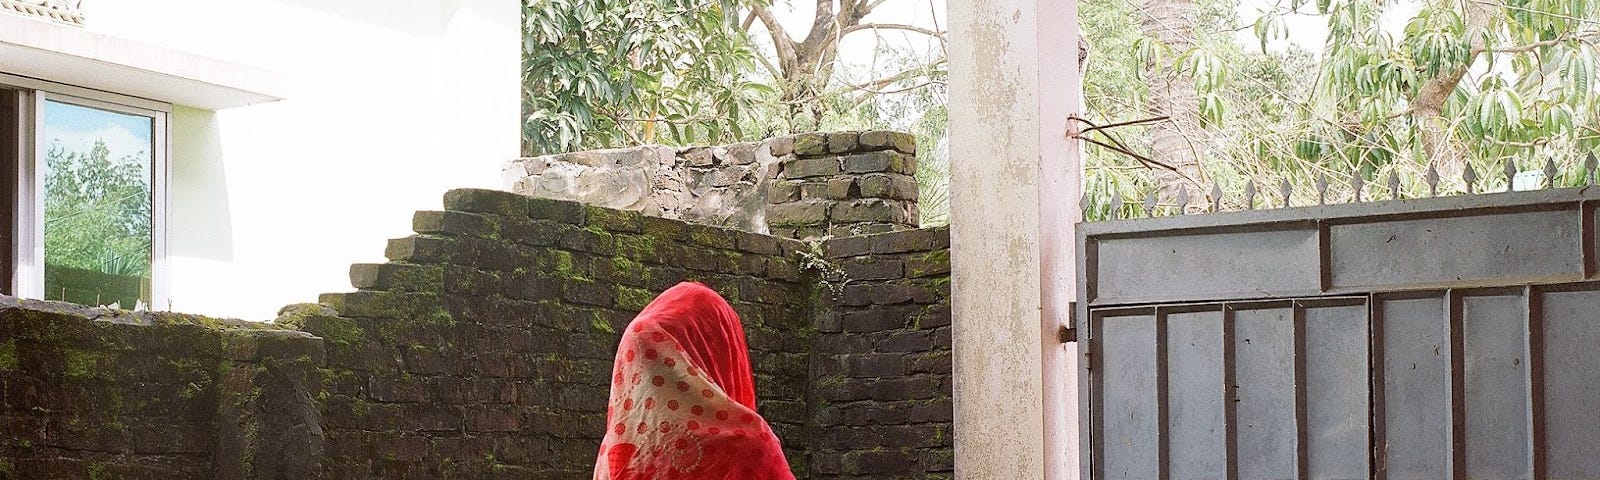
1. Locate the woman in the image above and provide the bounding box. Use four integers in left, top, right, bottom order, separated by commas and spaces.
594, 282, 796, 480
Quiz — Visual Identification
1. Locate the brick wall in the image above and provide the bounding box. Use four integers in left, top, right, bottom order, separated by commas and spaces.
813, 228, 952, 479
0, 188, 953, 480
298, 189, 818, 479
0, 296, 324, 480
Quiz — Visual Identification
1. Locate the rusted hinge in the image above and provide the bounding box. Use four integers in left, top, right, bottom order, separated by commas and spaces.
1059, 324, 1077, 343
1059, 301, 1078, 343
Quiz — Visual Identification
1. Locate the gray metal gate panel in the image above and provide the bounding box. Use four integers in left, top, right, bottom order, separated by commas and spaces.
1077, 188, 1600, 480
1541, 287, 1600, 477
1303, 301, 1368, 479
1374, 294, 1451, 478
1231, 304, 1299, 479
1165, 308, 1226, 479
1459, 292, 1532, 478
1097, 310, 1159, 480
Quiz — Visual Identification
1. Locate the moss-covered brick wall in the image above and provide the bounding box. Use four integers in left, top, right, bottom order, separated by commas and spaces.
812, 228, 952, 479
0, 187, 954, 480
301, 188, 820, 479
0, 296, 325, 480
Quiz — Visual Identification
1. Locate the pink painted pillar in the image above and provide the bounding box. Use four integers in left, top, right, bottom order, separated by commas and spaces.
1037, 0, 1084, 478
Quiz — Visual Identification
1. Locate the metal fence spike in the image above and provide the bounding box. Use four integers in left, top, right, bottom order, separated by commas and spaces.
1464, 163, 1478, 194
1244, 181, 1258, 210
1351, 170, 1365, 203
1280, 179, 1293, 208
1588, 153, 1597, 185
1426, 163, 1440, 197
1315, 173, 1329, 205
1387, 171, 1401, 200
1109, 190, 1124, 220
1504, 159, 1517, 188
1210, 184, 1223, 212
1143, 189, 1158, 217
1544, 158, 1558, 189
1176, 185, 1190, 215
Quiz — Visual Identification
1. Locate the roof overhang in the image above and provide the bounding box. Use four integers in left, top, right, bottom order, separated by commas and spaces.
0, 13, 286, 110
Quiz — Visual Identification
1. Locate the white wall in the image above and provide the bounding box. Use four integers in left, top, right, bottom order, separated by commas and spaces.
85, 0, 521, 319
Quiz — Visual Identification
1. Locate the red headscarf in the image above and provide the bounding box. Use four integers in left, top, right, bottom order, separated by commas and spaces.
594, 282, 795, 480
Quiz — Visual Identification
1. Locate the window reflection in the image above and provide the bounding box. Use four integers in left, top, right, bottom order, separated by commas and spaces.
41, 100, 154, 308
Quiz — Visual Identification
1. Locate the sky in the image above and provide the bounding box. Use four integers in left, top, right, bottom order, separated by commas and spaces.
1233, 0, 1424, 53
763, 0, 1427, 70
41, 99, 155, 182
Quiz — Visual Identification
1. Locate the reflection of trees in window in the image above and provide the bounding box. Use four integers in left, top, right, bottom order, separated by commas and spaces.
43, 139, 151, 277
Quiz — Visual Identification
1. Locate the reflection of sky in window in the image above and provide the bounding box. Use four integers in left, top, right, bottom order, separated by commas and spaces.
42, 100, 154, 183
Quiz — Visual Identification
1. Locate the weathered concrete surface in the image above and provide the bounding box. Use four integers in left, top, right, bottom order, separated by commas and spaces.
948, 0, 1082, 478
503, 131, 920, 240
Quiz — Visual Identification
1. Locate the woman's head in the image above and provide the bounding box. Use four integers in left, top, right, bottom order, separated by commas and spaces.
595, 282, 794, 480
629, 282, 755, 409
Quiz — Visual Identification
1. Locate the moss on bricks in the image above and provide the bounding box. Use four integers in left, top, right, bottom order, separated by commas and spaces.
62, 349, 104, 380
443, 188, 528, 217
585, 206, 643, 233
86, 463, 113, 480
318, 292, 452, 326
0, 340, 16, 372
614, 235, 658, 259
610, 257, 648, 282
528, 196, 586, 224
640, 216, 688, 240
906, 249, 951, 278
615, 286, 655, 311
297, 315, 366, 347
550, 250, 580, 278
413, 210, 501, 240
588, 312, 617, 335
350, 263, 446, 293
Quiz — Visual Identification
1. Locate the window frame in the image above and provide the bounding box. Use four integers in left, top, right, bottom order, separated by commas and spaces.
5, 74, 171, 309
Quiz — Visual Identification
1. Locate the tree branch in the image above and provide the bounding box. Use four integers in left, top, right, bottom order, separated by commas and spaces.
838, 23, 946, 39
828, 58, 949, 97
750, 6, 799, 70
1479, 31, 1600, 54
808, 23, 946, 62
740, 10, 757, 31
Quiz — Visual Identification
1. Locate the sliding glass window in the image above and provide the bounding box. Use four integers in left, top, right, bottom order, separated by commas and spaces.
4, 78, 169, 310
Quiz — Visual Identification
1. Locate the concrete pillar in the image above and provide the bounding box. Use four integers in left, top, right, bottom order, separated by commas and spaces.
947, 0, 1081, 479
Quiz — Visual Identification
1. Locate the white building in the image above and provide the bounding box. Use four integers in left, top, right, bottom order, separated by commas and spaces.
1, 0, 520, 319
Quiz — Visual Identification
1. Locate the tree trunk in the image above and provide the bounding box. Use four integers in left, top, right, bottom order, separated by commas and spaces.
1141, 0, 1204, 211
1409, 0, 1492, 175
750, 1, 877, 132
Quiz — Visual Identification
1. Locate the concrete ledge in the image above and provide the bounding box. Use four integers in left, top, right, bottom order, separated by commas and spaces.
0, 14, 285, 109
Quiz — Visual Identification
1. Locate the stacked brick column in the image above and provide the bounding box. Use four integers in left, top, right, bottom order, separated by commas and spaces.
766, 131, 920, 240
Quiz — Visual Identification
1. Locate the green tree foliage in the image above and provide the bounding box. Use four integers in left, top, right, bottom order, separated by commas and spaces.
1083, 0, 1600, 220
521, 0, 951, 224
43, 140, 152, 276
521, 0, 775, 155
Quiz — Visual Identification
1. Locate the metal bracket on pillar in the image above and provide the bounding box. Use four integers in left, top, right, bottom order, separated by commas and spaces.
1059, 302, 1078, 343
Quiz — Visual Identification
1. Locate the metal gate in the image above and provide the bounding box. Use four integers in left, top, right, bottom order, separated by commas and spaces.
1075, 186, 1600, 479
